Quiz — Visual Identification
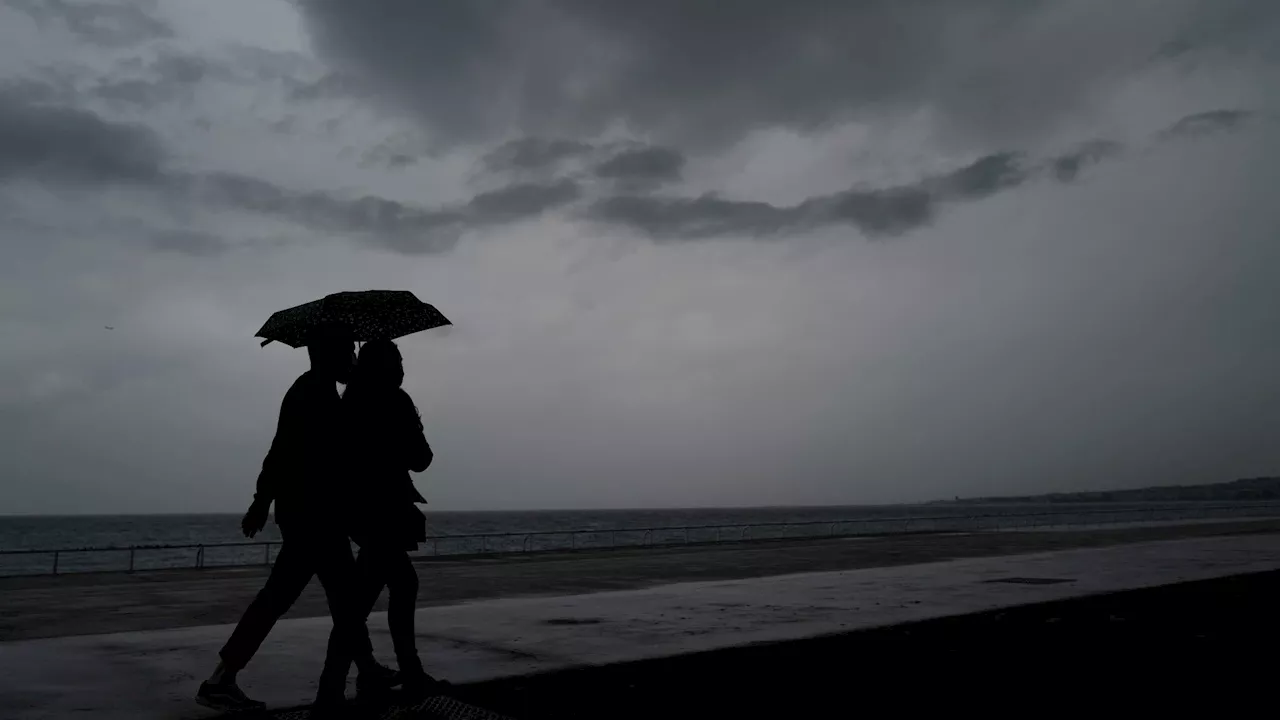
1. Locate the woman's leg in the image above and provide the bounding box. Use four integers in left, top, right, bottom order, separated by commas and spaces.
351, 545, 404, 697
384, 548, 422, 674
353, 545, 390, 622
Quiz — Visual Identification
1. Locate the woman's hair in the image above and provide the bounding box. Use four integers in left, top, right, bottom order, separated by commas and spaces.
351, 339, 402, 388
344, 339, 421, 431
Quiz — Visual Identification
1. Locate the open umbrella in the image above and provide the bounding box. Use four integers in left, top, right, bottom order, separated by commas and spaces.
256, 290, 451, 348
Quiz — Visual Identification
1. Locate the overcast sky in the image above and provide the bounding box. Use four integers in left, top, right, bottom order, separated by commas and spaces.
2, 0, 1279, 515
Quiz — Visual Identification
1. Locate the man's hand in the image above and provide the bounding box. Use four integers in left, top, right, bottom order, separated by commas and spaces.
241, 499, 270, 538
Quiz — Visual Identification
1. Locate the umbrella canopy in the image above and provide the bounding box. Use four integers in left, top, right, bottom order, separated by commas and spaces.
256, 290, 451, 348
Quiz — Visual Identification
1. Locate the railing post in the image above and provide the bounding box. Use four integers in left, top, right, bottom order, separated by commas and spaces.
432, 539, 438, 556
611, 531, 617, 548
571, 532, 576, 550
264, 542, 271, 566
196, 545, 204, 569
684, 528, 689, 544
52, 551, 59, 575
129, 548, 136, 573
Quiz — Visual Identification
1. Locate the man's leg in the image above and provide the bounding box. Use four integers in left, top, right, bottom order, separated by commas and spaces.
218, 542, 314, 670
197, 542, 312, 711
312, 534, 380, 699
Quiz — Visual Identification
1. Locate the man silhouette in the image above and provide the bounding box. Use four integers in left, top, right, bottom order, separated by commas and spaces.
196, 324, 397, 715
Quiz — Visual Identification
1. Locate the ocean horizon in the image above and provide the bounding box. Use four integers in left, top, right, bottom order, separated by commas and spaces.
5, 502, 1275, 549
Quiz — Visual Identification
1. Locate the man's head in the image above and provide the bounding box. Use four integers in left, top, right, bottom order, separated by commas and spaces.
305, 324, 355, 384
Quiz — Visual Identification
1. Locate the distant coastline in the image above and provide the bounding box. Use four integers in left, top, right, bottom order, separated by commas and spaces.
941, 476, 1280, 504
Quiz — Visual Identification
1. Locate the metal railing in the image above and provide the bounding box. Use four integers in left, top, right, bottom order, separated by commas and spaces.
2, 502, 1279, 577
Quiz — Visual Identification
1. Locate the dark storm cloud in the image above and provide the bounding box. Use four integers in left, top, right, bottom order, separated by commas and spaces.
0, 102, 1128, 251
1160, 110, 1255, 141
270, 116, 298, 136
466, 179, 581, 223
294, 0, 1009, 147
0, 93, 534, 254
358, 147, 417, 170
0, 76, 76, 106
590, 194, 801, 240
286, 71, 372, 102
173, 172, 465, 253
176, 174, 579, 252
923, 152, 1029, 200
357, 132, 425, 169
173, 174, 588, 253
177, 175, 578, 251
1155, 0, 1280, 60
589, 151, 1092, 240
0, 88, 164, 183
2, 90, 1246, 253
92, 52, 230, 107
813, 187, 935, 237
147, 229, 228, 257
231, 46, 315, 83
4, 0, 171, 47
481, 137, 594, 175
93, 79, 166, 106
1050, 140, 1123, 182
296, 0, 1267, 150
593, 144, 685, 185
0, 91, 571, 253
151, 53, 215, 85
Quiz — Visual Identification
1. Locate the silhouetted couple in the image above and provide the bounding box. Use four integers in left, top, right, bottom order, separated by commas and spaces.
195, 327, 440, 717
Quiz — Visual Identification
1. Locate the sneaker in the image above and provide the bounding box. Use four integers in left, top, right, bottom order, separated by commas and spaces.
400, 670, 450, 701
307, 686, 348, 712
195, 680, 266, 713
355, 661, 401, 699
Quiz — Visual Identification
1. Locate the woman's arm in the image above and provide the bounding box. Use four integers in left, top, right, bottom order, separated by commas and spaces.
399, 390, 433, 472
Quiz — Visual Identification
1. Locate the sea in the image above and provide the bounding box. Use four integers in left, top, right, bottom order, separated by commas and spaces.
1, 502, 1276, 576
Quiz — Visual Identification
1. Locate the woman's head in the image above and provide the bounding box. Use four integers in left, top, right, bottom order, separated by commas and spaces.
353, 339, 404, 389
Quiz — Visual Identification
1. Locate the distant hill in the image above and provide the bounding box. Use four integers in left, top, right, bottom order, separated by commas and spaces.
946, 477, 1280, 504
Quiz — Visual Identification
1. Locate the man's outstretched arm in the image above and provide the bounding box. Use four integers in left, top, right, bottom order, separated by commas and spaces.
242, 393, 301, 537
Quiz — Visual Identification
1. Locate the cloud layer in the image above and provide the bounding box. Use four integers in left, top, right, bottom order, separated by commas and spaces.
0, 86, 163, 183
2, 0, 1279, 515
297, 0, 1280, 150
1, 76, 1262, 256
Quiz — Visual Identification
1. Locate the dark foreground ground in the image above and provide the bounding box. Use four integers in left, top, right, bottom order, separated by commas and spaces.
448, 570, 1280, 718
2, 519, 1278, 641
237, 569, 1280, 718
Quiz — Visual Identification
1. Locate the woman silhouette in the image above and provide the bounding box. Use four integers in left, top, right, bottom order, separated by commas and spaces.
343, 339, 443, 697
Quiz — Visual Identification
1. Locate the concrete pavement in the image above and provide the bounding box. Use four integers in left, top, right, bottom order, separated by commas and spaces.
3, 518, 1277, 642
1, 532, 1278, 719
